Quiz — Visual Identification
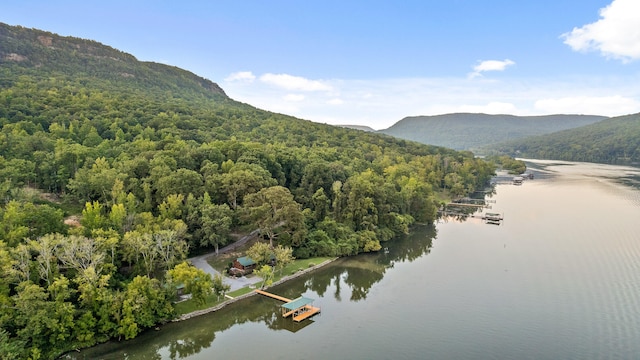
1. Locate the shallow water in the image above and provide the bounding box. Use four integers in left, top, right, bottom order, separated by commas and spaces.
72, 160, 640, 360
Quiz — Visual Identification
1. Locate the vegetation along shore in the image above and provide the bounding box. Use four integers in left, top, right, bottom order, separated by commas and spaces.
1, 23, 501, 359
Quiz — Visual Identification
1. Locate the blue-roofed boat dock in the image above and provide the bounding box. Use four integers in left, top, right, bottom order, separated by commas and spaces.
255, 289, 321, 322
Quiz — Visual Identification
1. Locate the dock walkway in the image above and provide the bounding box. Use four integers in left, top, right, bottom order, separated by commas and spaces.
255, 289, 291, 302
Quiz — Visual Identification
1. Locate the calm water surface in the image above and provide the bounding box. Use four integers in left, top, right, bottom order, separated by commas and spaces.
73, 160, 640, 359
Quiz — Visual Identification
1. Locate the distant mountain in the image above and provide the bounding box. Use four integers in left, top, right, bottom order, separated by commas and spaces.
489, 113, 640, 165
338, 124, 376, 132
379, 113, 607, 151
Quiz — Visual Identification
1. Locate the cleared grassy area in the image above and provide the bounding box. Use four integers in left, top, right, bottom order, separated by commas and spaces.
228, 286, 253, 297
173, 292, 228, 315
276, 257, 334, 281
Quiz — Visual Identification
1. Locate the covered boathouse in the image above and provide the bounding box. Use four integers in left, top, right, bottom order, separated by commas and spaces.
255, 290, 321, 322
281, 296, 320, 322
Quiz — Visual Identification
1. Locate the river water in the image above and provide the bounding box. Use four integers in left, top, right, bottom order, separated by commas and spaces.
72, 160, 640, 359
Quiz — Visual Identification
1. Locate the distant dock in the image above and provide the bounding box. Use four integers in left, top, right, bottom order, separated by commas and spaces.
482, 212, 503, 221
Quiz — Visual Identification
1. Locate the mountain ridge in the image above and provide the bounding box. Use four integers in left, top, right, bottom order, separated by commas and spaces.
488, 113, 640, 165
379, 113, 608, 151
0, 22, 227, 99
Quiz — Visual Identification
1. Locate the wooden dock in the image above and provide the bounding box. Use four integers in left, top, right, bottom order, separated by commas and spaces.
446, 202, 485, 208
482, 212, 504, 221
255, 289, 291, 302
255, 289, 321, 322
292, 305, 321, 322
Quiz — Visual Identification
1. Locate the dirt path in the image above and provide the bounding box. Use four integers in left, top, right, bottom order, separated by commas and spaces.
217, 229, 261, 254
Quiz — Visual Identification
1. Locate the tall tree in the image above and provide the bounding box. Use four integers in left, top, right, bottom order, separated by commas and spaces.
246, 241, 272, 266
216, 162, 277, 210
30, 234, 61, 287
272, 245, 294, 275
243, 186, 305, 248
166, 262, 213, 305
118, 276, 173, 340
200, 203, 232, 253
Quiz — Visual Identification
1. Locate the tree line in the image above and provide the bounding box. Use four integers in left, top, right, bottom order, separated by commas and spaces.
488, 113, 640, 165
1, 22, 498, 359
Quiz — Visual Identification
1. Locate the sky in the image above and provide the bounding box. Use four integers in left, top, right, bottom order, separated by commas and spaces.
2, 0, 640, 129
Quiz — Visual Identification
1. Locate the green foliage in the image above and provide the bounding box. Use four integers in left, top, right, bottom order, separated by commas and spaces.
0, 200, 65, 246
381, 113, 607, 151
212, 273, 230, 301
272, 245, 294, 275
119, 276, 174, 339
200, 203, 232, 252
255, 264, 275, 289
0, 328, 25, 360
0, 22, 500, 356
486, 155, 527, 174
166, 261, 213, 305
489, 113, 640, 164
243, 186, 305, 247
245, 242, 273, 266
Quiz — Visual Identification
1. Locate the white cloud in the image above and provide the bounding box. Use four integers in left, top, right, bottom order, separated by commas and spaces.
283, 93, 305, 102
225, 71, 256, 82
562, 0, 640, 62
535, 95, 640, 116
221, 73, 640, 130
260, 73, 332, 91
469, 59, 515, 78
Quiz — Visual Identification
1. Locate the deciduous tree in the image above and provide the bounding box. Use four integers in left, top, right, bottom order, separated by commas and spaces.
243, 186, 304, 248
166, 262, 213, 305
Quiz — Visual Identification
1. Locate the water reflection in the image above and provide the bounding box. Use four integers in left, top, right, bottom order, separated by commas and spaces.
75, 161, 640, 359
272, 224, 435, 303
72, 225, 437, 359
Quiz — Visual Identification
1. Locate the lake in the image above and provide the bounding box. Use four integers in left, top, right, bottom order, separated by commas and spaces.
71, 159, 640, 359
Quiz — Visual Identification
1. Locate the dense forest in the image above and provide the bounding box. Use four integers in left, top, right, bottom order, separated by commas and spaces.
0, 23, 497, 359
380, 113, 607, 151
489, 113, 640, 165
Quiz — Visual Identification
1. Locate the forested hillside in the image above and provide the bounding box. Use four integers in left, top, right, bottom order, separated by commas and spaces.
0, 22, 496, 359
489, 113, 640, 165
380, 113, 607, 151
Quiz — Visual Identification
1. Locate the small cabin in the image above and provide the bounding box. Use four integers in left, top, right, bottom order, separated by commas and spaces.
233, 256, 256, 271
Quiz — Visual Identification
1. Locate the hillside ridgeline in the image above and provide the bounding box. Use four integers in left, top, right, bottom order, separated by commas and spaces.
380, 113, 607, 151
488, 113, 640, 165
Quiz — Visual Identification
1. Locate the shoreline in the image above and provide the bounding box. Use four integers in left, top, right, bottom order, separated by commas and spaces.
62, 258, 338, 358
175, 257, 339, 321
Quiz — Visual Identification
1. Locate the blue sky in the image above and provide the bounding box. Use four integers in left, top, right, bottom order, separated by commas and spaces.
2, 0, 639, 129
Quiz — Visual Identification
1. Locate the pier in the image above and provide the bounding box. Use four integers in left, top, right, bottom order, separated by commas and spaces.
482, 212, 503, 221
255, 289, 321, 322
255, 289, 291, 302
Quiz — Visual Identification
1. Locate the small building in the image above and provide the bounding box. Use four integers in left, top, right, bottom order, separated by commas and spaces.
233, 256, 256, 271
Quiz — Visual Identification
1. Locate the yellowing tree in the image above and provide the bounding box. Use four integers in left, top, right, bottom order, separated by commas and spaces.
166, 262, 213, 305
